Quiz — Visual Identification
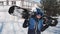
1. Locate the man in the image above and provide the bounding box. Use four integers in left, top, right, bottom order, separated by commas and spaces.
23, 7, 44, 34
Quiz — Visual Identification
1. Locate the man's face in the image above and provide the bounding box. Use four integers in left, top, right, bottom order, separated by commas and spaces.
36, 15, 42, 19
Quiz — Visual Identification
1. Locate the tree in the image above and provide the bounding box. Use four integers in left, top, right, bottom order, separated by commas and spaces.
40, 0, 59, 16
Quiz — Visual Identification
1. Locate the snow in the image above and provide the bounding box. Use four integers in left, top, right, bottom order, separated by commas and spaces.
0, 6, 60, 34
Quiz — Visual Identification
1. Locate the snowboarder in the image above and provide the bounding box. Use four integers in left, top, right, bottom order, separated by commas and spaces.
23, 4, 44, 34
8, 5, 58, 34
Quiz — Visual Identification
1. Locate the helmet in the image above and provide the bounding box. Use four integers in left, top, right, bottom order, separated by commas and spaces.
36, 8, 43, 16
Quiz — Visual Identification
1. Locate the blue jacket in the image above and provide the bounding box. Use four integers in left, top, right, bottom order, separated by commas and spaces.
28, 17, 43, 31
23, 8, 44, 31
28, 8, 44, 31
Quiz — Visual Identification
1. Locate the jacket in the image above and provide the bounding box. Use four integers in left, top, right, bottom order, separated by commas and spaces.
28, 17, 43, 31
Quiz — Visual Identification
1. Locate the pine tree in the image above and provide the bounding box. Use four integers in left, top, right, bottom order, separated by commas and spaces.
40, 0, 59, 16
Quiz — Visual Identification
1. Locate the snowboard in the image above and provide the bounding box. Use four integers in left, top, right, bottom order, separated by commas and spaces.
8, 5, 58, 32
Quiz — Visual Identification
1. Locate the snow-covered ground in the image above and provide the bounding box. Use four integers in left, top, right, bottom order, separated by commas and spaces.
0, 6, 60, 34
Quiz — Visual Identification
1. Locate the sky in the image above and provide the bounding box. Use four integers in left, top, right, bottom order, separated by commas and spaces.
33, 0, 41, 2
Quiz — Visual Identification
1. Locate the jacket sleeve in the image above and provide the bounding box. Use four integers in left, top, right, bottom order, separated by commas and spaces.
23, 19, 29, 28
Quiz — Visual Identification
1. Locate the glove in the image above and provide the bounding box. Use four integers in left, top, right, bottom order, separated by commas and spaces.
23, 19, 29, 28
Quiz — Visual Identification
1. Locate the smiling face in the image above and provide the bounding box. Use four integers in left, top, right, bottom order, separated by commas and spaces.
36, 15, 42, 19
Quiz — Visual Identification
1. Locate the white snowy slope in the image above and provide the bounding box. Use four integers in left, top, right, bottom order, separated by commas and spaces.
0, 6, 60, 34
